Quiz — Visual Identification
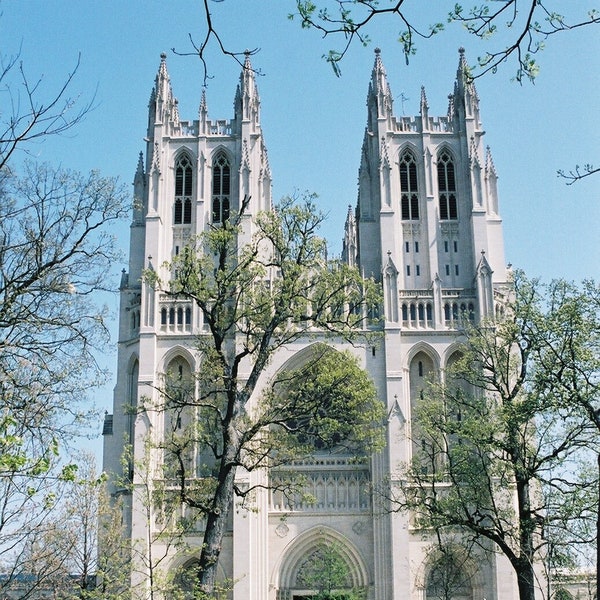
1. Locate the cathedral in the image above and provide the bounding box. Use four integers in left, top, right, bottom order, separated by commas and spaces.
103, 47, 518, 599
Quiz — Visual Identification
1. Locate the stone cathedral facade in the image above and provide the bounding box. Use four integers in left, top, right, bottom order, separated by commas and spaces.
103, 49, 519, 600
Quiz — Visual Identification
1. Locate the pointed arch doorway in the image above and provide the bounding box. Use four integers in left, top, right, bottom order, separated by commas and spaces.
276, 528, 369, 600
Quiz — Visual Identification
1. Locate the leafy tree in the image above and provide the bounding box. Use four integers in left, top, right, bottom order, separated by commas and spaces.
295, 542, 363, 600
147, 195, 383, 596
536, 278, 600, 592
0, 454, 129, 600
391, 273, 599, 600
92, 483, 131, 600
0, 43, 128, 593
0, 161, 127, 586
125, 440, 200, 600
290, 1, 599, 82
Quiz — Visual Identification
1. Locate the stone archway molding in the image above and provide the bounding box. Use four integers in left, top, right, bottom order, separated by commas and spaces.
273, 525, 370, 592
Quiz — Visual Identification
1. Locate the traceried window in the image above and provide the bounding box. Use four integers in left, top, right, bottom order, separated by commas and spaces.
212, 152, 231, 224
174, 155, 193, 225
400, 150, 419, 220
437, 150, 458, 220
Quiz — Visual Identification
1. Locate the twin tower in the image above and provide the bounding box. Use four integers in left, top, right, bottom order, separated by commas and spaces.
103, 48, 514, 600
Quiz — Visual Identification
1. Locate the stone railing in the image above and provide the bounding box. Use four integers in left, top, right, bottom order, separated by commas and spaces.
389, 116, 454, 134
158, 294, 194, 333
167, 119, 234, 137
270, 457, 370, 513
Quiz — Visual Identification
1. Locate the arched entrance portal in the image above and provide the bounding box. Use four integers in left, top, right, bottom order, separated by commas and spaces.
276, 528, 369, 600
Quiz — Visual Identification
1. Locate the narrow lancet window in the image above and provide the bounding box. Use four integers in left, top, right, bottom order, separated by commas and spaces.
174, 154, 193, 224
400, 150, 419, 220
437, 151, 457, 220
212, 152, 231, 224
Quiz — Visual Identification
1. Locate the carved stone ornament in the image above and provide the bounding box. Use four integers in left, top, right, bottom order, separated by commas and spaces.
275, 523, 289, 538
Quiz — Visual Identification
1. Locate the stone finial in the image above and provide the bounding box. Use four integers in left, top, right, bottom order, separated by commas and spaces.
420, 86, 429, 127
447, 93, 455, 118
151, 141, 161, 174
172, 97, 180, 126
420, 86, 429, 110
485, 145, 498, 177
379, 137, 391, 170
136, 151, 144, 176
469, 135, 481, 167
157, 52, 169, 84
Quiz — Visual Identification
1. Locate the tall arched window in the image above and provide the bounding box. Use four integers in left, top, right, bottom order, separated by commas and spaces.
212, 152, 231, 224
426, 551, 473, 600
163, 356, 194, 478
409, 351, 436, 473
437, 150, 458, 220
126, 360, 139, 481
174, 154, 193, 224
399, 150, 419, 220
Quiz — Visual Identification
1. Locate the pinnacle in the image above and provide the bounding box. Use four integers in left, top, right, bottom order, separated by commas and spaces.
420, 86, 429, 111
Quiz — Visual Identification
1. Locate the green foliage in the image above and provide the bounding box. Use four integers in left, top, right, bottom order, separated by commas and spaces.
147, 193, 382, 595
0, 43, 128, 598
286, 1, 599, 81
0, 161, 127, 593
265, 344, 385, 461
296, 542, 363, 600
394, 273, 599, 600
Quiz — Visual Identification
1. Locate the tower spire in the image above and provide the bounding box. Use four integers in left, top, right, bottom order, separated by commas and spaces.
367, 48, 394, 130
342, 205, 357, 268
148, 52, 178, 129
235, 50, 260, 127
155, 53, 173, 117
485, 145, 497, 177
485, 145, 500, 214
199, 87, 208, 116
452, 47, 481, 128
133, 152, 146, 224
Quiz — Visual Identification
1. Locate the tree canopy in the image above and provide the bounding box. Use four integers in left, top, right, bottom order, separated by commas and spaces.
0, 45, 128, 594
145, 194, 383, 596
392, 273, 599, 600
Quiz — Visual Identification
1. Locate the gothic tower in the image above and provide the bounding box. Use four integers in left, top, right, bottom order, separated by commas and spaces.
102, 51, 272, 591
341, 47, 513, 600
103, 49, 517, 600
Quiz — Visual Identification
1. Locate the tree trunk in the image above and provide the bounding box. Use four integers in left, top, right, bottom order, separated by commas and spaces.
196, 465, 236, 595
514, 450, 537, 600
596, 451, 599, 597
515, 560, 536, 600
196, 424, 240, 596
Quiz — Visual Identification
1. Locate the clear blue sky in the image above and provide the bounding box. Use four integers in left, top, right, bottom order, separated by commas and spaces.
2, 1, 599, 437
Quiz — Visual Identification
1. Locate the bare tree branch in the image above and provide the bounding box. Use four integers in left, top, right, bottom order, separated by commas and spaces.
172, 0, 260, 86
0, 52, 94, 170
557, 164, 600, 185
